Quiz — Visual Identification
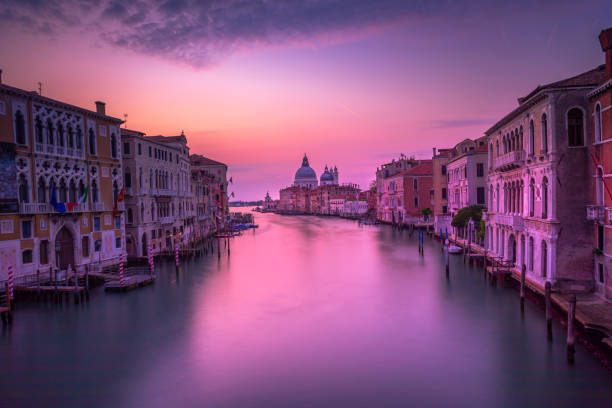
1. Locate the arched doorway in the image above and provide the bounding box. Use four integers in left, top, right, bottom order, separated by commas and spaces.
508, 234, 516, 264
56, 227, 74, 270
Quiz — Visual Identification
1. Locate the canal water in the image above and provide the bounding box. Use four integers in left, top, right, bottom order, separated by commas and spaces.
1, 212, 611, 407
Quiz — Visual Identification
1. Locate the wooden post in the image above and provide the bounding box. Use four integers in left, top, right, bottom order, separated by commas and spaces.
520, 264, 526, 312
545, 281, 552, 340
445, 245, 449, 277
5, 282, 12, 323
567, 295, 576, 363
36, 269, 41, 302
73, 267, 79, 305
54, 268, 59, 304
85, 266, 90, 300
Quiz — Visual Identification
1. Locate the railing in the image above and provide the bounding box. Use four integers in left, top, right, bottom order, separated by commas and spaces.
160, 216, 174, 225
20, 202, 87, 214
125, 187, 133, 196
90, 202, 105, 212
116, 202, 125, 211
587, 205, 606, 222
56, 146, 64, 155
46, 145, 55, 154
35, 143, 44, 153
34, 143, 83, 158
494, 213, 524, 231
495, 150, 525, 170
151, 188, 173, 196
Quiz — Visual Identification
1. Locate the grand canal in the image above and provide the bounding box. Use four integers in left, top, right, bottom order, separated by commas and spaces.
1, 212, 612, 407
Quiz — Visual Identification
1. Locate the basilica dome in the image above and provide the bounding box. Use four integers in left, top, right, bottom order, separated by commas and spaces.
294, 154, 318, 189
320, 167, 334, 183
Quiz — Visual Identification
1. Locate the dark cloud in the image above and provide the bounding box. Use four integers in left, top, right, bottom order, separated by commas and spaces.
0, 0, 438, 67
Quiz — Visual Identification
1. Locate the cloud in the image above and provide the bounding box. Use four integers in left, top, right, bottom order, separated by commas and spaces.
0, 0, 441, 68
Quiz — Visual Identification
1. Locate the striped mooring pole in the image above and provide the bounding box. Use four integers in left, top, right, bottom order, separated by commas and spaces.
148, 243, 155, 273
7, 264, 14, 300
175, 244, 180, 269
119, 253, 125, 285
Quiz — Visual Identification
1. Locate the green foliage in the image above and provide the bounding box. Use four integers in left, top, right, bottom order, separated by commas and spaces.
451, 205, 485, 229
421, 207, 432, 216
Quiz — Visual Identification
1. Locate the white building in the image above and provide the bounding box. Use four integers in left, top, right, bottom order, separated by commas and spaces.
446, 143, 488, 216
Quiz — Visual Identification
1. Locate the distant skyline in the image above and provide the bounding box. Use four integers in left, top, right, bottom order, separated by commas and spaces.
1, 0, 611, 200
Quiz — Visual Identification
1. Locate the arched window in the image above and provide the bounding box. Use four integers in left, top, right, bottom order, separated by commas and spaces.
88, 128, 96, 155
151, 203, 155, 221
79, 181, 85, 198
489, 185, 493, 209
37, 177, 46, 203
59, 179, 67, 203
69, 180, 77, 202
140, 203, 144, 221
35, 117, 43, 144
597, 167, 605, 206
76, 126, 83, 150
529, 179, 535, 217
489, 144, 493, 167
529, 120, 535, 155
568, 108, 584, 147
528, 237, 534, 271
541, 113, 548, 153
149, 169, 153, 190
91, 179, 99, 203
57, 122, 64, 147
15, 110, 26, 145
496, 184, 500, 212
47, 119, 54, 145
111, 133, 117, 158
67, 125, 74, 148
127, 208, 133, 224
519, 126, 523, 151
541, 240, 548, 278
18, 174, 29, 203
541, 177, 548, 219
595, 103, 602, 143
496, 140, 499, 156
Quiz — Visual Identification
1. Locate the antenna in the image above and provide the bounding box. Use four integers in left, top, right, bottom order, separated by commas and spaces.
37, 82, 42, 96
123, 113, 128, 128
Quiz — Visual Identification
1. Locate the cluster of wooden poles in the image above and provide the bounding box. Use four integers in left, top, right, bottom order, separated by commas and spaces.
417, 228, 579, 364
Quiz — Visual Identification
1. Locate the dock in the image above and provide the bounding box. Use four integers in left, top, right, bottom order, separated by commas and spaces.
103, 266, 156, 292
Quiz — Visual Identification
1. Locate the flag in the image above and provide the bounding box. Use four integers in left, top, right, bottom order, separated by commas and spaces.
231, 191, 235, 198
229, 176, 233, 184
67, 184, 89, 212
113, 186, 125, 216
50, 181, 66, 214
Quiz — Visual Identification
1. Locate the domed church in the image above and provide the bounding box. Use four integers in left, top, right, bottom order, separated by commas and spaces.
320, 165, 339, 186
294, 154, 318, 188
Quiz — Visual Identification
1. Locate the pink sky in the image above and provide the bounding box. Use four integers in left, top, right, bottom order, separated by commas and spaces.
1, 1, 611, 200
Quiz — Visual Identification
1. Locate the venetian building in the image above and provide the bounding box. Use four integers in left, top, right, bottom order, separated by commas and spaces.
486, 64, 606, 293
0, 75, 124, 278
320, 165, 337, 186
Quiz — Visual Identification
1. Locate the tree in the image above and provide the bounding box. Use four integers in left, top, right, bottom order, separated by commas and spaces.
451, 205, 484, 229
421, 207, 432, 220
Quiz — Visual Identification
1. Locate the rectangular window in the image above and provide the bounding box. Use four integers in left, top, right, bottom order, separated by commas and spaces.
152, 229, 156, 239
599, 263, 605, 283
94, 216, 101, 232
82, 236, 89, 257
115, 237, 122, 248
414, 197, 418, 208
442, 205, 447, 214
125, 173, 132, 188
149, 146, 152, 157
598, 225, 604, 251
442, 188, 447, 200
40, 240, 49, 264
477, 163, 484, 177
115, 215, 121, 229
413, 179, 418, 191
95, 239, 101, 252
441, 165, 446, 175
21, 220, 32, 239
477, 187, 485, 205
123, 142, 130, 155
138, 143, 142, 155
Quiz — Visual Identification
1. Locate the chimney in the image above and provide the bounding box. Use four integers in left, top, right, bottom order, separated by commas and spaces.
599, 27, 612, 80
432, 147, 437, 157
95, 101, 106, 115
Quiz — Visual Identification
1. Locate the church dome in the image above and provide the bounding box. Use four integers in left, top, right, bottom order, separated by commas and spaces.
320, 168, 334, 182
294, 154, 318, 188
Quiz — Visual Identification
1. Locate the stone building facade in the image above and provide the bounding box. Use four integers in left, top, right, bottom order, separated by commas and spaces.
446, 144, 488, 215
486, 64, 606, 293
0, 80, 124, 278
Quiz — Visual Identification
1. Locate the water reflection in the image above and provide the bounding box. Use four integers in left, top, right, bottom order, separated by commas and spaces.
1, 212, 611, 407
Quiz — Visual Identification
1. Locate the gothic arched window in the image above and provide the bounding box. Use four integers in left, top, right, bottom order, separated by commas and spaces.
15, 110, 26, 145
88, 128, 96, 155
18, 174, 29, 203
35, 116, 43, 144
37, 177, 46, 203
541, 113, 548, 153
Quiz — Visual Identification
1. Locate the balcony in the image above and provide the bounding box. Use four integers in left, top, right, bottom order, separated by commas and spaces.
493, 213, 524, 231
20, 202, 88, 214
160, 216, 174, 225
90, 202, 105, 212
34, 143, 83, 158
116, 202, 125, 211
151, 188, 173, 196
495, 150, 525, 171
125, 187, 134, 196
587, 205, 606, 222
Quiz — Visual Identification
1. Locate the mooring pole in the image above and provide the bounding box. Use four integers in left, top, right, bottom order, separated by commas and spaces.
445, 244, 449, 277
567, 295, 576, 363
545, 281, 552, 340
520, 265, 526, 312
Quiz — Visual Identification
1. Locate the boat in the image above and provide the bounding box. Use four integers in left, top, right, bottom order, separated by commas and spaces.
448, 244, 463, 254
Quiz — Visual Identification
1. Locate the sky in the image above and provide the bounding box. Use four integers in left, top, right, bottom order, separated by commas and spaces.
1, 0, 611, 200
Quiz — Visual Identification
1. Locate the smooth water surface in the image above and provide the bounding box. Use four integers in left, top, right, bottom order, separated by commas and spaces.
2, 212, 612, 407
